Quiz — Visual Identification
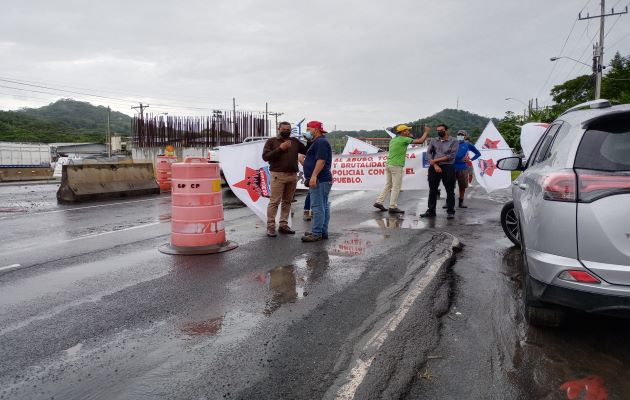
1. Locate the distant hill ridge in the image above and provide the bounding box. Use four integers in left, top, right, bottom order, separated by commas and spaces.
0, 99, 131, 143
328, 108, 498, 139
1, 99, 496, 143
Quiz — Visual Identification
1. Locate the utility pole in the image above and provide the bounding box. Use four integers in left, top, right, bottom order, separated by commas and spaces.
107, 106, 111, 157
232, 97, 236, 134
131, 103, 149, 119
268, 112, 284, 132
579, 0, 628, 99
265, 102, 269, 136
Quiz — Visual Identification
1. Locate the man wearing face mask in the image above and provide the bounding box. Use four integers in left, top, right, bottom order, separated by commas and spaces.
301, 120, 333, 243
262, 121, 307, 237
453, 130, 481, 208
421, 124, 459, 219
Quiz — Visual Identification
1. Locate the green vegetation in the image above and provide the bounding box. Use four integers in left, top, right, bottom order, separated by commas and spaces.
498, 51, 630, 151
329, 108, 494, 140
328, 108, 496, 151
0, 99, 131, 143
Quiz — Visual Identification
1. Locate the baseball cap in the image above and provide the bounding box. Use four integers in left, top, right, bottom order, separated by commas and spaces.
395, 124, 412, 133
457, 130, 468, 135
306, 121, 327, 133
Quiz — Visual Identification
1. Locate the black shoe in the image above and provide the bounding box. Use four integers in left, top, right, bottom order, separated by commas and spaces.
388, 207, 405, 214
373, 203, 387, 211
447, 213, 455, 220
420, 211, 436, 218
279, 226, 296, 234
442, 204, 448, 209
301, 234, 322, 242
304, 231, 328, 239
459, 199, 467, 208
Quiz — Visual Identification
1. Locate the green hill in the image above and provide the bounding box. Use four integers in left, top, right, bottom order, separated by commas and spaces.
0, 99, 131, 143
329, 108, 497, 140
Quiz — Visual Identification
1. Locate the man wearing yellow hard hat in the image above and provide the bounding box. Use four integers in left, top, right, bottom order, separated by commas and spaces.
374, 124, 430, 214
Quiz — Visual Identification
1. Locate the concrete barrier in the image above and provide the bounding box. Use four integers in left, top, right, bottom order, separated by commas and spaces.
0, 167, 53, 182
56, 163, 160, 203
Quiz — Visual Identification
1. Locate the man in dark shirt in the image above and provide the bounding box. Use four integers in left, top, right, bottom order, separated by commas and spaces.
262, 121, 307, 237
421, 124, 459, 219
301, 121, 333, 242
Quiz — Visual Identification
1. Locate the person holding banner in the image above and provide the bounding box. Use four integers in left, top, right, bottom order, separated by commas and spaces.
302, 121, 333, 243
373, 124, 430, 214
421, 124, 458, 219
262, 121, 307, 237
453, 130, 480, 208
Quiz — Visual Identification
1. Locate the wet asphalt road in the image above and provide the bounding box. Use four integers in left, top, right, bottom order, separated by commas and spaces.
1, 183, 630, 399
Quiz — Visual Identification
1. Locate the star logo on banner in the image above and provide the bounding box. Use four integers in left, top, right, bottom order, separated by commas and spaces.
483, 138, 501, 149
478, 159, 496, 177
349, 148, 366, 155
234, 167, 271, 202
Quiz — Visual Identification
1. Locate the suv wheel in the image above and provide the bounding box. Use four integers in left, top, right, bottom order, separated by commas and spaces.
500, 201, 521, 247
521, 248, 567, 327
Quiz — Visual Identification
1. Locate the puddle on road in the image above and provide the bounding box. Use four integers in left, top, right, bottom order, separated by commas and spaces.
361, 214, 482, 231
180, 316, 224, 336
329, 231, 380, 257
499, 246, 630, 399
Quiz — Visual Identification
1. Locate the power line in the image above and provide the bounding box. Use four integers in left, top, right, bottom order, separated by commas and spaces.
0, 75, 273, 114
537, 0, 593, 98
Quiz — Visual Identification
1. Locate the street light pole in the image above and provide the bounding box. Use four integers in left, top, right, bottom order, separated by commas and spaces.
505, 97, 529, 120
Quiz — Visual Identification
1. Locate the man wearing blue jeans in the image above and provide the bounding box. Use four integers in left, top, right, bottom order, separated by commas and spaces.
302, 120, 333, 242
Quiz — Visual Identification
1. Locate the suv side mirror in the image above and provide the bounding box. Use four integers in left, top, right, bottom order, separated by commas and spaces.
497, 157, 524, 171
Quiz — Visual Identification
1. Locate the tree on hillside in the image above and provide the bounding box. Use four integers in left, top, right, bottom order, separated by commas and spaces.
550, 75, 593, 109
602, 52, 630, 103
497, 111, 522, 151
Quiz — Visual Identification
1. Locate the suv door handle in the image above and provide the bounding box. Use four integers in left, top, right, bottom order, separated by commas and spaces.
518, 183, 528, 190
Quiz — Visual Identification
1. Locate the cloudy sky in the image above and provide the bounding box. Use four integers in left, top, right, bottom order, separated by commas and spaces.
1, 0, 629, 130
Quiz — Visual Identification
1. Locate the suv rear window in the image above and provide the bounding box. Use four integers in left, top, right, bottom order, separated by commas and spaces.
575, 112, 630, 171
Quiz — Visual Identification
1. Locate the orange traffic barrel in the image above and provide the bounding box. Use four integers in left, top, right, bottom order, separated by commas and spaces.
159, 157, 238, 255
156, 155, 178, 192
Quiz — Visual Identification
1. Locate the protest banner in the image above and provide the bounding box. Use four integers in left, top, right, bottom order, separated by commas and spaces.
222, 141, 429, 221
520, 122, 549, 159
342, 136, 380, 155
473, 121, 514, 192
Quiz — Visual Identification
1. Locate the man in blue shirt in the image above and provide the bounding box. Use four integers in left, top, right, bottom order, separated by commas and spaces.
453, 130, 480, 208
302, 121, 333, 242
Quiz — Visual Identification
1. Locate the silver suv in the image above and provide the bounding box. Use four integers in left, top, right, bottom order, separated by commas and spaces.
498, 100, 630, 326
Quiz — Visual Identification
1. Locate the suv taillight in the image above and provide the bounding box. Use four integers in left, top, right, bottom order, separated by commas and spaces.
542, 172, 577, 202
576, 169, 630, 203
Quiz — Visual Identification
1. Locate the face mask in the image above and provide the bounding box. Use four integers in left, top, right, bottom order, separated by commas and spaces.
438, 131, 447, 138
303, 131, 313, 140
279, 130, 290, 139
457, 135, 464, 141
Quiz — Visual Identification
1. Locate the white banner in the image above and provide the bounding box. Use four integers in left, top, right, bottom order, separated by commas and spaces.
220, 141, 272, 223
342, 136, 381, 155
221, 141, 430, 221
520, 122, 549, 159
329, 148, 429, 190
473, 121, 513, 192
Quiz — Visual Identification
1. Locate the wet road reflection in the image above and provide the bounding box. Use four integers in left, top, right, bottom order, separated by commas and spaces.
180, 316, 224, 336
264, 252, 332, 315
505, 246, 630, 399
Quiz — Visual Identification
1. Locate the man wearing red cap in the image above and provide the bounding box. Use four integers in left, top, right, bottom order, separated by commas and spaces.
301, 121, 333, 242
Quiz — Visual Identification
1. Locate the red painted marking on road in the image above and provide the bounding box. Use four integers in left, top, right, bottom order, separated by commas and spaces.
560, 375, 608, 400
